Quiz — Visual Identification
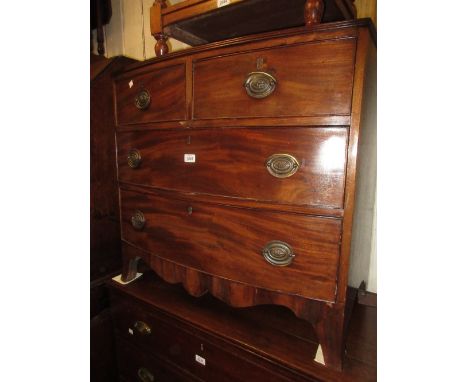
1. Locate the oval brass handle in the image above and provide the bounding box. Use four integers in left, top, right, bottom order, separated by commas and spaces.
131, 210, 146, 231
137, 367, 155, 382
266, 154, 300, 178
135, 89, 151, 110
244, 71, 277, 99
263, 241, 295, 266
134, 320, 151, 335
127, 149, 142, 169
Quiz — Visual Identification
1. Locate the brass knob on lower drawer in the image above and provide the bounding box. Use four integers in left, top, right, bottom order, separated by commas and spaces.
127, 149, 142, 169
244, 71, 277, 99
135, 89, 151, 110
266, 154, 300, 178
262, 241, 295, 266
134, 320, 151, 335
137, 367, 154, 382
131, 210, 146, 230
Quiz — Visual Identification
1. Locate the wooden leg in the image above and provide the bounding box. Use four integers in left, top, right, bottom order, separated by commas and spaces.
121, 253, 141, 283
304, 0, 325, 27
154, 33, 169, 57
150, 0, 169, 57
313, 304, 345, 371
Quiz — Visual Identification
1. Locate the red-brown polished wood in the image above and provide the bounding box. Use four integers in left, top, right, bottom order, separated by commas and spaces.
117, 127, 348, 210
113, 19, 376, 372
193, 38, 356, 120
120, 189, 342, 302
305, 0, 325, 27
114, 62, 186, 125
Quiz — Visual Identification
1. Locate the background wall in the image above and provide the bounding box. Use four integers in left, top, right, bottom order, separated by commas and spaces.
91, 0, 189, 60
92, 0, 377, 293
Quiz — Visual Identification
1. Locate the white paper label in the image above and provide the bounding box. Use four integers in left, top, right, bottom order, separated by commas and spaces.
128, 80, 133, 88
195, 354, 206, 366
184, 154, 196, 163
128, 328, 134, 335
217, 0, 230, 8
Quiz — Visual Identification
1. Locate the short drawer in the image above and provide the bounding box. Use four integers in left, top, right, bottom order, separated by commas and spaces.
115, 63, 186, 125
117, 127, 348, 209
116, 336, 193, 382
193, 38, 355, 120
113, 299, 293, 382
120, 189, 341, 302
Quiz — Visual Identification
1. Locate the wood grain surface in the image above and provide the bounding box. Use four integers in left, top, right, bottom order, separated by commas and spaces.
120, 189, 342, 302
193, 38, 356, 119
115, 63, 186, 125
117, 127, 348, 209
111, 19, 377, 373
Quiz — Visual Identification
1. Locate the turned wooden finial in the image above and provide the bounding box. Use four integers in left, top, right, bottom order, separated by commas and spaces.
304, 0, 325, 27
150, 0, 169, 56
154, 33, 169, 57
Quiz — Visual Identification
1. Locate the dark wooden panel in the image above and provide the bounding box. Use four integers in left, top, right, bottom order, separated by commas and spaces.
120, 189, 342, 301
91, 309, 118, 382
115, 63, 186, 125
116, 336, 193, 382
164, 0, 351, 45
91, 55, 132, 282
113, 301, 293, 382
193, 38, 356, 119
108, 272, 377, 381
117, 127, 348, 209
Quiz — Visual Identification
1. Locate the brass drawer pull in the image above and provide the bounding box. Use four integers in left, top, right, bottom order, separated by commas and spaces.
127, 149, 142, 169
131, 210, 146, 231
266, 154, 300, 178
134, 320, 152, 335
244, 71, 277, 99
137, 367, 154, 382
135, 89, 151, 110
263, 241, 295, 266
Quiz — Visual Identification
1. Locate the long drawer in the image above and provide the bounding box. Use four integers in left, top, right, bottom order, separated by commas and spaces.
117, 127, 348, 209
114, 63, 187, 125
113, 296, 300, 382
120, 189, 342, 302
193, 38, 356, 120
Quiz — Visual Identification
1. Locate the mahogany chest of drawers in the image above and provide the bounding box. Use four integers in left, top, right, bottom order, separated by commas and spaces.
112, 19, 376, 374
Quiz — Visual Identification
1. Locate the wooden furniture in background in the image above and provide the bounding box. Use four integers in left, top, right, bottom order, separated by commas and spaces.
91, 55, 135, 283
112, 18, 376, 372
108, 272, 377, 381
91, 0, 112, 55
150, 0, 357, 56
91, 54, 136, 382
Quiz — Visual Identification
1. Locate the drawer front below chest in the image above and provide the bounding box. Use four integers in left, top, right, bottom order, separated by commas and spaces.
117, 127, 348, 210
193, 38, 356, 120
120, 189, 341, 302
113, 298, 299, 382
116, 336, 194, 382
114, 63, 187, 126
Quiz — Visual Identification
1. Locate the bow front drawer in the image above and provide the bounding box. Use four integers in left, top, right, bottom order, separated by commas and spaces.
114, 63, 186, 125
193, 38, 356, 120
120, 189, 342, 302
117, 127, 348, 209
